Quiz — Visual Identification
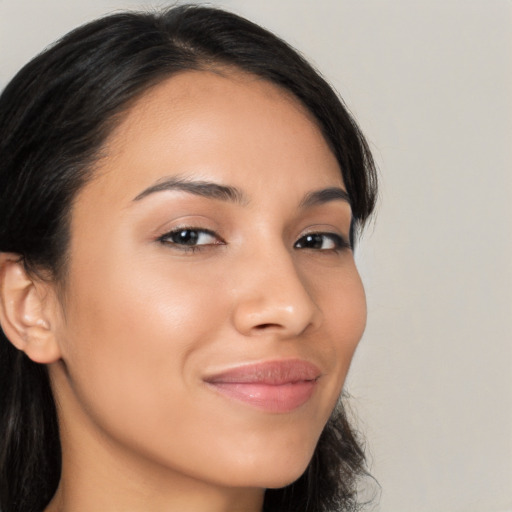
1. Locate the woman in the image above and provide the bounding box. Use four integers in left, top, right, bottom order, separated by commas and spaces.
0, 5, 377, 512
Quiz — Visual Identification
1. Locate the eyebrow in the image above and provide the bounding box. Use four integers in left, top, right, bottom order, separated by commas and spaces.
132, 177, 351, 210
132, 177, 247, 204
299, 187, 352, 209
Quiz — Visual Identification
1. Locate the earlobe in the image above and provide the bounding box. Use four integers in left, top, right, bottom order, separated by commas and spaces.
0, 253, 62, 364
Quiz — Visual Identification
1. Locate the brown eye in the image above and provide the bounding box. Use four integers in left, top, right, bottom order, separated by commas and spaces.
294, 233, 349, 251
169, 229, 200, 245
159, 228, 222, 248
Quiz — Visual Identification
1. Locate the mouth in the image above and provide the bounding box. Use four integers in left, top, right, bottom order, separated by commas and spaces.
203, 359, 322, 413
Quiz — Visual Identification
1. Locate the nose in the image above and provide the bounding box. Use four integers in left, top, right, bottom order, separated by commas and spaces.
231, 246, 321, 338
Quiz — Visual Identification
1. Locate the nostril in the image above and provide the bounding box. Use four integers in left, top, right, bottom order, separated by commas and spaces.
254, 323, 279, 330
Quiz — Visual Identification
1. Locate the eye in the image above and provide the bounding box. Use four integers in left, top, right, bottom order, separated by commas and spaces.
294, 232, 350, 251
158, 228, 224, 250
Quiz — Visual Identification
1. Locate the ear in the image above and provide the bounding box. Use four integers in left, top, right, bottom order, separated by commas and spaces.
0, 253, 62, 364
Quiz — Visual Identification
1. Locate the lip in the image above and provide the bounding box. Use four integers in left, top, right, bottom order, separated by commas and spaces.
203, 359, 322, 413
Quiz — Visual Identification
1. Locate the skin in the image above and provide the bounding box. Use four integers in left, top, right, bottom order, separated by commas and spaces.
37, 70, 367, 512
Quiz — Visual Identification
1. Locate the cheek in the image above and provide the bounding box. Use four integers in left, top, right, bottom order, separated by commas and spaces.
316, 263, 367, 381
64, 242, 225, 352
57, 249, 227, 433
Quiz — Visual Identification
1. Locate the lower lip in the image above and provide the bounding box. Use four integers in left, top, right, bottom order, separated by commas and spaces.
207, 381, 317, 413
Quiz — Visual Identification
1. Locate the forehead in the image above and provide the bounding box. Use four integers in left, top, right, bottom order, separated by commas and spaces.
82, 70, 344, 208
110, 69, 322, 148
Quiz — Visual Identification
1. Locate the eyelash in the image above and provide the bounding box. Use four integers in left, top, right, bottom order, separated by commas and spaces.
158, 227, 351, 253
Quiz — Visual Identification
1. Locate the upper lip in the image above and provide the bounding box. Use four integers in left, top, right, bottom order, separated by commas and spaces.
203, 359, 322, 385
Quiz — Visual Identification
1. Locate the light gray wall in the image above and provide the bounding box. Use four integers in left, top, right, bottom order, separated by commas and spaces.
1, 1, 511, 511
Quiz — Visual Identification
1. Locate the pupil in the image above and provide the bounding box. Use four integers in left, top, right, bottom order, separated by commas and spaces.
175, 230, 198, 245
305, 234, 322, 248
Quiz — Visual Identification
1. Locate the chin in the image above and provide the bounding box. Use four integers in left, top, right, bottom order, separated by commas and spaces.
261, 465, 311, 490
219, 441, 317, 490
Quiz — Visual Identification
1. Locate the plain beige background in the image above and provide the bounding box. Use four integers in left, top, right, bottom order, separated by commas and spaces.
1, 1, 511, 511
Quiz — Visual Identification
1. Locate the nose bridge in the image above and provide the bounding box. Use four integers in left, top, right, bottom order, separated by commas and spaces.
231, 241, 320, 337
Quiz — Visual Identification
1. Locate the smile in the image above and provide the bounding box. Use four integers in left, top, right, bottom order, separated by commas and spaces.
204, 359, 322, 413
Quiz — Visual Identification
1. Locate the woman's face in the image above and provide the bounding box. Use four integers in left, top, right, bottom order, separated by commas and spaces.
49, 70, 366, 492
